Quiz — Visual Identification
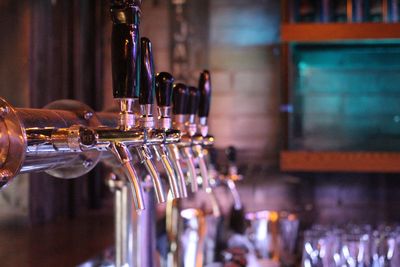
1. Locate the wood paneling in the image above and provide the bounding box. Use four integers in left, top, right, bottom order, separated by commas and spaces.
0, 0, 31, 223
29, 0, 107, 224
0, 208, 113, 267
281, 23, 400, 43
281, 151, 400, 173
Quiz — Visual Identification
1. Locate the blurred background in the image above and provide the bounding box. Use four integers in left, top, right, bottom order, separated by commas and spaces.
1, 0, 400, 266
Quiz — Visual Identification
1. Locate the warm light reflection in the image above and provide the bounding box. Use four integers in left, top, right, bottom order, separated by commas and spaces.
288, 213, 297, 221
245, 210, 279, 222
180, 208, 200, 220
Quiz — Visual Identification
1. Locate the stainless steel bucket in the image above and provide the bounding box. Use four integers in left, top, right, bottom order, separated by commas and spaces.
245, 210, 299, 265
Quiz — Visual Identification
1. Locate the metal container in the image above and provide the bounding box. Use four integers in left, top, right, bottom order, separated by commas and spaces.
179, 208, 221, 267
245, 210, 299, 265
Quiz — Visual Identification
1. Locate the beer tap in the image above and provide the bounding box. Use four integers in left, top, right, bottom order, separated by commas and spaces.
107, 0, 146, 210
134, 37, 166, 204
0, 1, 157, 212
95, 1, 178, 209
184, 86, 211, 191
0, 0, 171, 212
110, 0, 140, 130
101, 35, 176, 267
155, 72, 188, 198
172, 71, 215, 193
172, 84, 199, 193
195, 71, 215, 179
219, 146, 243, 211
197, 70, 214, 146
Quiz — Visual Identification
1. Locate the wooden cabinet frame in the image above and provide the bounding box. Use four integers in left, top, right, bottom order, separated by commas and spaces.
279, 1, 400, 173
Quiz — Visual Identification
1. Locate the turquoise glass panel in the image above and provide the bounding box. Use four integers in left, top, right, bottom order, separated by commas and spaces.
291, 43, 400, 151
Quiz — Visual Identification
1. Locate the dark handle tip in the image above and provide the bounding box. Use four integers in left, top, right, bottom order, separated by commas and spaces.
111, 6, 140, 99
225, 146, 237, 163
139, 37, 155, 105
187, 86, 200, 115
209, 147, 219, 166
198, 70, 212, 118
172, 83, 189, 115
155, 72, 174, 107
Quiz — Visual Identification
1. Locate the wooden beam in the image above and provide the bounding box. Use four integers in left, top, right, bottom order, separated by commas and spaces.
281, 151, 400, 173
281, 23, 400, 42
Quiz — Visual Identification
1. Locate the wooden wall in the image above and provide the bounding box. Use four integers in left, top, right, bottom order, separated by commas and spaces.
0, 0, 108, 225
29, 0, 107, 224
0, 0, 31, 225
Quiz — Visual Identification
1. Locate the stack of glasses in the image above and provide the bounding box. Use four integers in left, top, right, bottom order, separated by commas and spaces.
302, 224, 400, 267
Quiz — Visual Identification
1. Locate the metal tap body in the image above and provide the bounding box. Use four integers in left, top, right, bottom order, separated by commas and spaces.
0, 98, 180, 205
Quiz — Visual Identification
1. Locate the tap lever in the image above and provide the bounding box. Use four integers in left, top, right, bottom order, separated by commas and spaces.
198, 70, 212, 119
198, 70, 212, 137
139, 37, 155, 106
225, 146, 237, 165
110, 1, 140, 130
186, 87, 200, 122
209, 147, 219, 167
110, 3, 140, 99
225, 146, 242, 181
186, 86, 200, 136
139, 37, 156, 129
186, 86, 200, 116
156, 72, 174, 129
155, 72, 174, 108
172, 83, 189, 132
172, 83, 189, 116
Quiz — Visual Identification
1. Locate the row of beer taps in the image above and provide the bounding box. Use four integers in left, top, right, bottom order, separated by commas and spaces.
105, 1, 247, 266
0, 0, 237, 212
104, 0, 223, 212
0, 0, 245, 266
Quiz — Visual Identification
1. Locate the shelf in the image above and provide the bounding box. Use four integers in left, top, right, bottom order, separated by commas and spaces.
280, 151, 400, 173
281, 23, 400, 42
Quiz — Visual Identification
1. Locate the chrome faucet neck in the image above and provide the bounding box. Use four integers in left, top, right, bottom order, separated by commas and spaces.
118, 98, 137, 130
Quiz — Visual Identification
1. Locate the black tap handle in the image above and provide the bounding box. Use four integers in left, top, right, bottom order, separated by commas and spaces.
110, 4, 140, 99
172, 83, 189, 115
155, 72, 174, 107
209, 147, 219, 166
186, 86, 200, 115
198, 70, 212, 118
139, 37, 155, 105
225, 146, 237, 164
